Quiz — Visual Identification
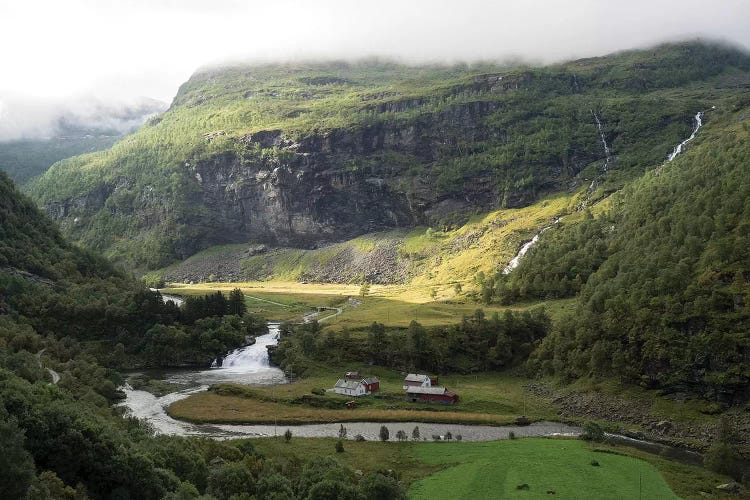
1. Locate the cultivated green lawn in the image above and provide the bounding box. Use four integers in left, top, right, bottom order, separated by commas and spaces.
409, 439, 679, 500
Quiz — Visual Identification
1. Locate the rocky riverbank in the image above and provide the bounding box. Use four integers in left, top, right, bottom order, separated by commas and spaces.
526, 382, 750, 457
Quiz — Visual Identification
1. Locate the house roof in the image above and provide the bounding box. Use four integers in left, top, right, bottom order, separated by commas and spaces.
362, 377, 379, 385
404, 373, 429, 382
405, 386, 452, 395
334, 379, 362, 390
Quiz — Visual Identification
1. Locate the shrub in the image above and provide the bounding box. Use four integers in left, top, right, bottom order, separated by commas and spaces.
284, 429, 292, 443
379, 426, 390, 442
355, 434, 366, 442
335, 440, 345, 453
508, 431, 516, 440
590, 459, 600, 466
581, 422, 605, 442
143, 272, 165, 289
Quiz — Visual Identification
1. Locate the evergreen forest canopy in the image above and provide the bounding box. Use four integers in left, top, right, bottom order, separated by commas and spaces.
0, 172, 405, 498
500, 102, 750, 403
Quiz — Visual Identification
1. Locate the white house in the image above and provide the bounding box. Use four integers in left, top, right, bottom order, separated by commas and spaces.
331, 379, 367, 397
403, 373, 432, 390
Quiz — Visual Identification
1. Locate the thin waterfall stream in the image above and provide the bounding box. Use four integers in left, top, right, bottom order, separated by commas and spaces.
667, 111, 703, 162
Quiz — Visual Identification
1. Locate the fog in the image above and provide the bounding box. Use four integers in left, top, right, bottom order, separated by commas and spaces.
0, 95, 166, 142
1, 0, 749, 140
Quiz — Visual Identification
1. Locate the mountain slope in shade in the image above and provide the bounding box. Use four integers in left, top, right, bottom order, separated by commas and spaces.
521, 102, 750, 402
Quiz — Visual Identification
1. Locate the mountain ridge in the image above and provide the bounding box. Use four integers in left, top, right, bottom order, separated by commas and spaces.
26, 41, 750, 271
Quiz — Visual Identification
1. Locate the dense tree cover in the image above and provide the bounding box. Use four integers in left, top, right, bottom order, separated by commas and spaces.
1, 174, 407, 498
477, 211, 611, 303
0, 135, 120, 185
0, 175, 263, 367
272, 308, 550, 376
523, 106, 750, 403
27, 42, 748, 269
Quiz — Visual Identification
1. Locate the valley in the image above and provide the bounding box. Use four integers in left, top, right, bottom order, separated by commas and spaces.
2, 38, 749, 500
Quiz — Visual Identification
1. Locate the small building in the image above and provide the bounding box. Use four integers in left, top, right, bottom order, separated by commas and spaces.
403, 373, 432, 390
405, 386, 459, 405
361, 377, 380, 393
331, 377, 380, 397
345, 371, 361, 379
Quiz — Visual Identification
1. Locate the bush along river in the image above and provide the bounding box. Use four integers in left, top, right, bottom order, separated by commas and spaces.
117, 320, 703, 465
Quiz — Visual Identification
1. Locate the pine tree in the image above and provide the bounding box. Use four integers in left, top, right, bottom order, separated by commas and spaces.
228, 288, 246, 316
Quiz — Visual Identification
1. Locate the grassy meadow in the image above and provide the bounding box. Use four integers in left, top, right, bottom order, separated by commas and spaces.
168, 366, 557, 425
248, 436, 731, 499
163, 279, 576, 328
408, 439, 680, 499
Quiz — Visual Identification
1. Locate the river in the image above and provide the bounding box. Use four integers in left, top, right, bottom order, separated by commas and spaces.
118, 321, 581, 441
118, 308, 703, 464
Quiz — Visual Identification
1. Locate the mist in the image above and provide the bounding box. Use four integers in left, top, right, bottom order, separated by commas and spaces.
1, 0, 749, 130
0, 95, 167, 142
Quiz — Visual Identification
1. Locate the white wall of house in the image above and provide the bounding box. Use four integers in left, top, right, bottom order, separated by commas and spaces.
332, 383, 367, 396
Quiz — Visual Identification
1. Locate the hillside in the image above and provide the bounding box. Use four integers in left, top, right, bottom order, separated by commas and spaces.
153, 191, 580, 286
0, 97, 166, 184
27, 41, 750, 270
504, 102, 750, 403
0, 172, 410, 500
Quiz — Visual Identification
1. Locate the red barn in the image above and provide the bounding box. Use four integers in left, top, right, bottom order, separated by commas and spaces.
362, 377, 380, 393
405, 386, 459, 405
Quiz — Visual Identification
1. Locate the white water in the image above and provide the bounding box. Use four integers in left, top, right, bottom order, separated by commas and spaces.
592, 110, 613, 172
214, 323, 281, 371
503, 218, 562, 274
150, 288, 185, 307
667, 112, 703, 162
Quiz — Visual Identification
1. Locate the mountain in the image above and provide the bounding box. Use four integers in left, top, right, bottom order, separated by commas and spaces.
0, 96, 166, 184
503, 101, 750, 403
27, 41, 750, 270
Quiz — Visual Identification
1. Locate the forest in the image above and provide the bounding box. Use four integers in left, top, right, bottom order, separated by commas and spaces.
2, 173, 401, 499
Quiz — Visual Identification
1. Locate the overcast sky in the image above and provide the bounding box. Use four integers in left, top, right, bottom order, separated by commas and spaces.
1, 0, 749, 104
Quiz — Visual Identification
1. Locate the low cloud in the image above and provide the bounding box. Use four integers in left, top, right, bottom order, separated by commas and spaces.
1, 1, 748, 107
0, 95, 166, 142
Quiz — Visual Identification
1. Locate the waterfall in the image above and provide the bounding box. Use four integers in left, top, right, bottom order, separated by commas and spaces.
503, 218, 562, 274
592, 111, 613, 172
150, 288, 185, 307
667, 112, 703, 162
213, 323, 280, 373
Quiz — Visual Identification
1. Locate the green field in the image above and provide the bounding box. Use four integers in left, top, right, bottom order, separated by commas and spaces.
169, 366, 557, 425
163, 280, 576, 328
409, 439, 679, 500
249, 436, 729, 499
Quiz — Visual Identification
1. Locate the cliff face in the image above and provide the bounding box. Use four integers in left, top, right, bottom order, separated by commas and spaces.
45, 97, 533, 260
184, 99, 509, 253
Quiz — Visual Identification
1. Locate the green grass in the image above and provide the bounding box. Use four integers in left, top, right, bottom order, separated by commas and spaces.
168, 366, 558, 425
251, 437, 441, 485
163, 279, 575, 328
248, 437, 730, 499
408, 439, 680, 500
